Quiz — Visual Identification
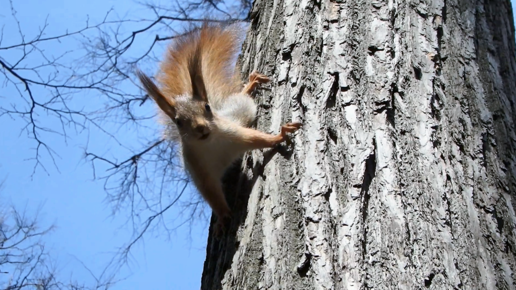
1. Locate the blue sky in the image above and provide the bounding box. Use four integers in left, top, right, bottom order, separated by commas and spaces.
0, 0, 207, 289
1, 1, 516, 290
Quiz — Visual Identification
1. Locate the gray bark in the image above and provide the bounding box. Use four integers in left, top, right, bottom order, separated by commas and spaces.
201, 0, 516, 289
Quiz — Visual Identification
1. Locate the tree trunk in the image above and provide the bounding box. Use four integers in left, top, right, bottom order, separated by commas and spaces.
201, 0, 516, 289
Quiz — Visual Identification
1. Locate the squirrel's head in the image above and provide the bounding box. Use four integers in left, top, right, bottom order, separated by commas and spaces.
137, 70, 214, 142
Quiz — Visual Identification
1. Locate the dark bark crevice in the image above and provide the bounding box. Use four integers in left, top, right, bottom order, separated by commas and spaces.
326, 72, 339, 108
361, 138, 377, 264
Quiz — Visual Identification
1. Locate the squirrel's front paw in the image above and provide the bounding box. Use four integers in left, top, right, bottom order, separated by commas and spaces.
242, 72, 270, 95
249, 71, 270, 84
281, 122, 302, 135
277, 122, 302, 144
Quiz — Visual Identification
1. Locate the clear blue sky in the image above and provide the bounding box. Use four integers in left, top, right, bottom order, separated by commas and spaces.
1, 1, 516, 290
0, 0, 207, 289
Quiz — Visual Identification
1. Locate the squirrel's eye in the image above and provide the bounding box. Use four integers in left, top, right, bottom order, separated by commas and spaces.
175, 119, 182, 127
205, 104, 211, 112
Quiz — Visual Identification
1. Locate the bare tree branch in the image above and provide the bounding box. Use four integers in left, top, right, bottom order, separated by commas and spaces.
0, 203, 117, 290
1, 0, 251, 282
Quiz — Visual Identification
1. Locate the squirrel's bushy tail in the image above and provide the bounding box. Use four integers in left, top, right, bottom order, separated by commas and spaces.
158, 24, 244, 102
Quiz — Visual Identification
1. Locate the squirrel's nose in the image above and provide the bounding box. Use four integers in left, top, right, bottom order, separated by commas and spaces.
196, 125, 210, 136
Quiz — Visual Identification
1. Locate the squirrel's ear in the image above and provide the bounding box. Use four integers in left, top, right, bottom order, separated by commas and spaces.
136, 70, 176, 118
188, 47, 208, 102
191, 74, 208, 102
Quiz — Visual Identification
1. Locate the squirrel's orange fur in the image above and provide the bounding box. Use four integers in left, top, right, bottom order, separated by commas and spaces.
137, 24, 301, 235
158, 25, 242, 103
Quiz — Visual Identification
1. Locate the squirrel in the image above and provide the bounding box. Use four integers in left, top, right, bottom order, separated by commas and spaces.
136, 24, 301, 233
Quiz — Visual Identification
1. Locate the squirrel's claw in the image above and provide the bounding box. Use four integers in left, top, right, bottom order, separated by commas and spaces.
242, 71, 270, 95
249, 71, 270, 84
281, 122, 302, 135
276, 122, 302, 145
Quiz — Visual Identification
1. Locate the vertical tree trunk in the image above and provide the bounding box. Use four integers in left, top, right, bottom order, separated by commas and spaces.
201, 0, 516, 289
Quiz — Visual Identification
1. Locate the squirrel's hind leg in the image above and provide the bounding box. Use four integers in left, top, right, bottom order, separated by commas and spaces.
241, 71, 270, 96
184, 151, 232, 235
199, 177, 231, 236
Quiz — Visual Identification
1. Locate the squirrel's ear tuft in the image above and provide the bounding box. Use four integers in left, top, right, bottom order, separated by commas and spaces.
188, 46, 207, 102
136, 70, 176, 118
192, 74, 207, 102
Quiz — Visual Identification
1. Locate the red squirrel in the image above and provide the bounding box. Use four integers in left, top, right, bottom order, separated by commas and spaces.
137, 24, 301, 232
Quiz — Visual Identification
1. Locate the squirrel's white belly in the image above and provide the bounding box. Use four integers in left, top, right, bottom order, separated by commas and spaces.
193, 136, 247, 179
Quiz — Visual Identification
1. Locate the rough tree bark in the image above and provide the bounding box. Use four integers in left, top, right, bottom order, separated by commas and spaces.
201, 0, 516, 289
